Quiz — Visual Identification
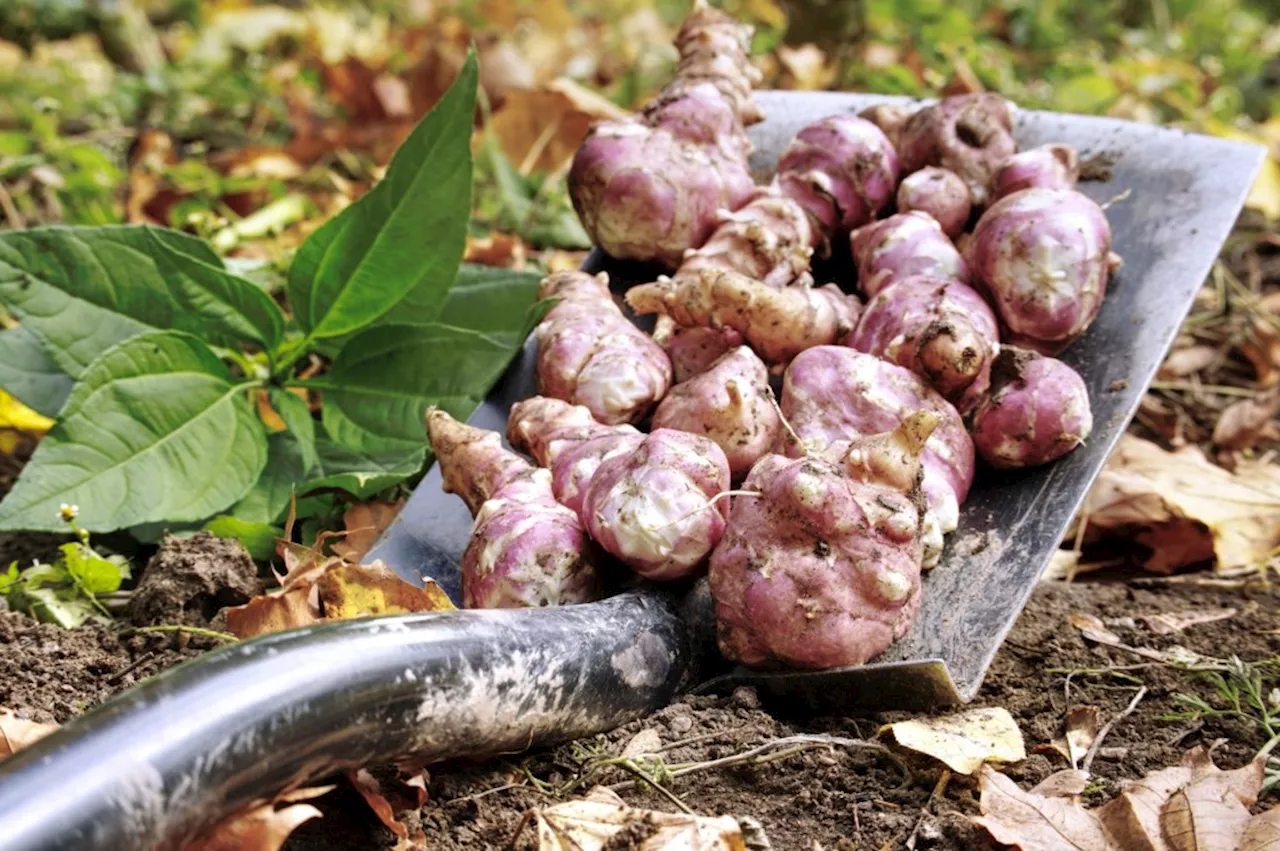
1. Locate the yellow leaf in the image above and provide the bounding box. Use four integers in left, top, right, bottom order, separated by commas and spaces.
1202, 121, 1280, 220
524, 787, 750, 850
0, 390, 53, 434
882, 707, 1026, 775
315, 561, 456, 620
224, 585, 320, 639
487, 78, 631, 174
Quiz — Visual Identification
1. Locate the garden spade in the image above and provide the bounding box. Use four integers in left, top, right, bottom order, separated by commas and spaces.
0, 91, 1265, 851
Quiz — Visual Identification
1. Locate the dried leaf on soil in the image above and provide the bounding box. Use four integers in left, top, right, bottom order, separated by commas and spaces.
1158, 344, 1220, 379
185, 786, 333, 851
882, 707, 1026, 775
619, 728, 663, 758
1140, 609, 1237, 636
1085, 435, 1280, 573
1242, 808, 1280, 850
487, 78, 630, 174
1069, 613, 1122, 645
315, 561, 455, 619
1043, 707, 1099, 771
520, 787, 751, 850
224, 585, 320, 639
1032, 770, 1093, 798
346, 768, 425, 843
0, 709, 58, 757
331, 500, 404, 564
971, 763, 1112, 850
1213, 384, 1280, 451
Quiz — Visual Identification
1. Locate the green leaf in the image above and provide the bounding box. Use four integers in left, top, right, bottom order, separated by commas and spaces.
287, 48, 477, 340
315, 323, 522, 450
0, 331, 268, 533
270, 388, 319, 474
435, 264, 546, 342
203, 516, 281, 561
0, 325, 74, 416
22, 587, 96, 629
307, 438, 424, 500
60, 542, 125, 594
0, 226, 286, 377
231, 432, 305, 525
1, 561, 18, 594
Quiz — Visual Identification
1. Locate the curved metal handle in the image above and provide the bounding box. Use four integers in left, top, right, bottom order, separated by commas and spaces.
0, 591, 696, 851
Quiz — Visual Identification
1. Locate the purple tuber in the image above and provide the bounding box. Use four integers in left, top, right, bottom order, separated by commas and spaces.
846, 275, 999, 407
583, 429, 731, 581
534, 270, 672, 425
859, 103, 912, 150
971, 347, 1093, 469
506, 396, 643, 518
426, 408, 599, 609
968, 187, 1118, 354
898, 94, 1018, 208
991, 144, 1080, 201
895, 167, 972, 238
850, 211, 969, 299
652, 316, 745, 383
652, 345, 782, 480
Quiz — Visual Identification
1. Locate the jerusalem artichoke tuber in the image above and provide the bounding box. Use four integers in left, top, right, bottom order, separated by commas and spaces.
895, 167, 972, 238
991, 144, 1079, 200
568, 3, 761, 268
651, 345, 782, 480
858, 103, 911, 149
653, 316, 745, 383
968, 187, 1117, 354
583, 429, 731, 581
627, 268, 861, 366
426, 408, 599, 609
850, 211, 970, 299
506, 396, 643, 517
708, 428, 930, 669
534, 270, 672, 425
898, 94, 1018, 208
971, 347, 1093, 469
846, 276, 999, 406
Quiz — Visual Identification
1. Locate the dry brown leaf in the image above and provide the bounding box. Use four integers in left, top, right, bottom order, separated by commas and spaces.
185, 786, 332, 851
331, 501, 404, 564
1158, 345, 1221, 379
619, 728, 662, 759
1140, 609, 1237, 636
523, 786, 749, 850
1067, 614, 1214, 666
1031, 770, 1092, 798
971, 763, 1112, 850
1161, 767, 1257, 851
1241, 316, 1280, 388
775, 44, 837, 90
125, 128, 180, 226
1242, 808, 1280, 850
315, 561, 456, 620
1213, 385, 1280, 451
487, 78, 630, 174
1087, 435, 1280, 572
224, 586, 320, 639
0, 709, 58, 758
346, 768, 426, 843
1043, 707, 1099, 771
1098, 764, 1196, 851
464, 232, 528, 268
881, 707, 1026, 775
1069, 613, 1123, 645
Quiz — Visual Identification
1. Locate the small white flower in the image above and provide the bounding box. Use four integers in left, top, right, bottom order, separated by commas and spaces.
59, 503, 79, 521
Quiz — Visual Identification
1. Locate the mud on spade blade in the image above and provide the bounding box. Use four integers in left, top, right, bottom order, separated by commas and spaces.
368, 90, 1268, 712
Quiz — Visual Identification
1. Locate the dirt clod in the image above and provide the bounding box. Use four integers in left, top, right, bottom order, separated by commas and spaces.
127, 533, 263, 627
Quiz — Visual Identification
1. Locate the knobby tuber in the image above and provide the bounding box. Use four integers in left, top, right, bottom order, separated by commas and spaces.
850, 211, 970, 299
778, 346, 974, 566
971, 347, 1093, 469
568, 3, 761, 268
968, 187, 1118, 354
859, 103, 911, 149
898, 93, 1018, 207
846, 275, 999, 407
895, 167, 972, 239
506, 396, 643, 517
583, 429, 731, 580
651, 345, 782, 479
991, 143, 1080, 201
709, 416, 937, 668
652, 316, 745, 383
676, 186, 818, 289
534, 270, 672, 425
627, 268, 861, 366
426, 409, 599, 609
776, 114, 899, 241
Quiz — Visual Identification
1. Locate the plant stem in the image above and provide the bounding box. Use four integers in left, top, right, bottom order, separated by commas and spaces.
119, 625, 238, 642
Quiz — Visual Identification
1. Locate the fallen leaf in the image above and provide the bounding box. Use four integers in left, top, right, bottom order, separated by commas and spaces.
1098, 764, 1197, 851
1140, 609, 1237, 636
346, 769, 426, 842
775, 44, 837, 90
0, 389, 54, 434
1069, 613, 1123, 645
882, 707, 1026, 775
1240, 315, 1280, 388
521, 786, 750, 850
971, 763, 1112, 850
1213, 385, 1280, 451
1032, 769, 1092, 798
185, 786, 332, 851
487, 78, 630, 174
1045, 707, 1099, 771
1242, 808, 1280, 850
1158, 345, 1220, 379
464, 232, 527, 268
1161, 767, 1258, 851
1086, 435, 1280, 572
331, 501, 404, 564
1203, 121, 1280, 220
224, 586, 320, 639
620, 728, 663, 759
315, 561, 456, 620
0, 709, 58, 758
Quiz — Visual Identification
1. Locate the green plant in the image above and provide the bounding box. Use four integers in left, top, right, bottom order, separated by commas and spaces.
0, 504, 129, 628
0, 48, 550, 538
